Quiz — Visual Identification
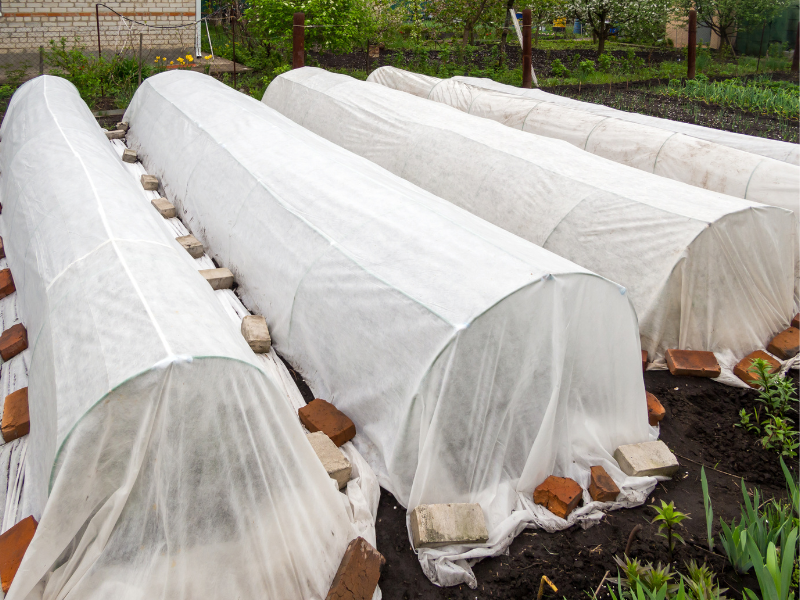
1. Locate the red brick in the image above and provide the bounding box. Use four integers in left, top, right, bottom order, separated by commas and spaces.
0, 269, 15, 300
588, 465, 620, 502
0, 236, 5, 260
733, 350, 780, 388
2, 388, 29, 443
0, 515, 37, 593
0, 324, 27, 362
299, 399, 356, 447
665, 349, 720, 378
326, 536, 385, 600
646, 392, 665, 426
533, 475, 583, 519
793, 314, 799, 329
641, 350, 648, 372
767, 327, 799, 360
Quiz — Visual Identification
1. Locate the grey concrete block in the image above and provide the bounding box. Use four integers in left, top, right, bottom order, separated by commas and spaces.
614, 441, 679, 478
200, 267, 234, 290
116, 121, 129, 132
306, 431, 351, 489
122, 148, 138, 164
105, 129, 125, 140
141, 175, 159, 191
151, 198, 176, 219
410, 503, 489, 549
241, 315, 271, 353
176, 234, 204, 258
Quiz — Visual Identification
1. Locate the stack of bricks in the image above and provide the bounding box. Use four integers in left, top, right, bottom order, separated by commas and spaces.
0, 0, 196, 57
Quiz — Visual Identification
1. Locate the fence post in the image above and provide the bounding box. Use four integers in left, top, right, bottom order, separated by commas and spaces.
293, 12, 305, 69
792, 23, 799, 73
39, 46, 44, 75
687, 9, 696, 79
137, 33, 143, 87
522, 9, 532, 88
95, 4, 102, 59
231, 4, 237, 89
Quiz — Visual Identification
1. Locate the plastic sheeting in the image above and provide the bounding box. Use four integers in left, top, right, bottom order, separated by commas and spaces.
263, 67, 797, 379
125, 71, 658, 588
0, 75, 369, 600
366, 67, 800, 211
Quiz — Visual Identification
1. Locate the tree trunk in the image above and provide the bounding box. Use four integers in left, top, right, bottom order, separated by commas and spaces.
500, 0, 514, 65
598, 29, 606, 55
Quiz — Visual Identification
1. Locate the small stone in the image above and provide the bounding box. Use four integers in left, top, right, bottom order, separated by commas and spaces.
176, 234, 204, 258
733, 350, 780, 388
151, 197, 176, 219
409, 503, 489, 549
588, 465, 619, 502
646, 392, 665, 426
0, 515, 37, 593
306, 432, 351, 489
105, 129, 126, 140
241, 315, 271, 353
199, 267, 234, 290
792, 314, 799, 329
298, 399, 356, 447
115, 121, 129, 132
533, 475, 583, 519
614, 440, 679, 478
140, 174, 159, 191
664, 349, 720, 378
2, 388, 29, 443
641, 350, 648, 372
121, 148, 138, 163
0, 269, 15, 300
0, 324, 27, 362
767, 327, 799, 360
326, 537, 384, 600
0, 236, 5, 260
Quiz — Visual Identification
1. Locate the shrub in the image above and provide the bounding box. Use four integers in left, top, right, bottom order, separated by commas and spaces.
550, 58, 569, 77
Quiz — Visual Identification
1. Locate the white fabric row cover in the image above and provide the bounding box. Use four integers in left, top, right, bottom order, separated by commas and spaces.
366, 67, 800, 212
0, 76, 362, 600
264, 67, 797, 377
125, 71, 655, 587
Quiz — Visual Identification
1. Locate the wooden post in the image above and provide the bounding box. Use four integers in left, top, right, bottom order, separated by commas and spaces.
39, 46, 44, 75
792, 23, 799, 73
137, 33, 143, 87
687, 9, 696, 80
522, 9, 532, 88
293, 12, 305, 69
231, 4, 237, 88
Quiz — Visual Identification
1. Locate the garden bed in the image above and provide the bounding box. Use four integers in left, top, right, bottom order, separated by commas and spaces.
373, 370, 798, 599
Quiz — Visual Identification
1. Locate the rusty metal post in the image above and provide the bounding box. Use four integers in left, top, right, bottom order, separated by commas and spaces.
792, 23, 799, 73
522, 9, 532, 88
39, 46, 44, 75
137, 33, 143, 86
687, 9, 696, 79
231, 3, 237, 89
95, 4, 102, 59
293, 12, 305, 69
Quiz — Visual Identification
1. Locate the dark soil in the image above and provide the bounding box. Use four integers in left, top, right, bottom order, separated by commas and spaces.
543, 79, 800, 143
373, 370, 798, 600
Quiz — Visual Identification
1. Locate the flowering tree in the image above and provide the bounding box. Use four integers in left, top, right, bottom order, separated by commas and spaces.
527, 0, 568, 46
567, 0, 672, 55
429, 0, 507, 45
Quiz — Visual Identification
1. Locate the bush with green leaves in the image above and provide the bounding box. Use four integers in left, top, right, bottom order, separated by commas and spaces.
578, 59, 596, 78
550, 58, 569, 77
597, 52, 613, 72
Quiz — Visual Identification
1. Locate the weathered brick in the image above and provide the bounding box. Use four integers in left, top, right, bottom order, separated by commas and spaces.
792, 314, 799, 329
151, 197, 176, 218
0, 236, 5, 260
1, 387, 29, 443
121, 148, 137, 163
306, 432, 351, 489
140, 174, 159, 191
665, 349, 720, 378
533, 475, 582, 519
0, 269, 15, 300
176, 234, 204, 258
0, 324, 27, 361
199, 267, 233, 290
733, 350, 780, 388
241, 315, 271, 353
326, 537, 384, 600
116, 121, 129, 132
0, 515, 37, 593
588, 465, 619, 502
614, 441, 679, 478
646, 392, 665, 426
641, 350, 648, 372
410, 503, 489, 549
767, 327, 799, 360
105, 129, 126, 140
298, 399, 356, 447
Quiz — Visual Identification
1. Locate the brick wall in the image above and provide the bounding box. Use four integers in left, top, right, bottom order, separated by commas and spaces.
0, 0, 196, 55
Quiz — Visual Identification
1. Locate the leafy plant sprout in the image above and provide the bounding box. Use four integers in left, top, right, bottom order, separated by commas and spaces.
651, 500, 689, 564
